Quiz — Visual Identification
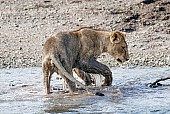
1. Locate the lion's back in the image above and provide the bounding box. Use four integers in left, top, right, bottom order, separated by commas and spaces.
43, 31, 81, 60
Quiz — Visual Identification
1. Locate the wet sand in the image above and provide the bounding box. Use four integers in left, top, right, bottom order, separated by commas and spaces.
0, 67, 170, 113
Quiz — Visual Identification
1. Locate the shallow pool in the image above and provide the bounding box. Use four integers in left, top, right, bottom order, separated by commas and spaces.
0, 66, 170, 113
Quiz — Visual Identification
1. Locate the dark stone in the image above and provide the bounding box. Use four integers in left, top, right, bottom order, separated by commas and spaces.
157, 7, 166, 12
95, 92, 105, 96
44, 0, 51, 3
124, 13, 140, 22
142, 0, 155, 4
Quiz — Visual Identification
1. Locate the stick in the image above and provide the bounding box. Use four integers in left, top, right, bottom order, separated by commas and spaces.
149, 76, 170, 88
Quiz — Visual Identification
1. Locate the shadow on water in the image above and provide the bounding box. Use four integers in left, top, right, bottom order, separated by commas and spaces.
0, 67, 170, 113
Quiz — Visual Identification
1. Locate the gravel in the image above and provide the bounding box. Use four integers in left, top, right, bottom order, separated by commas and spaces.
0, 0, 170, 68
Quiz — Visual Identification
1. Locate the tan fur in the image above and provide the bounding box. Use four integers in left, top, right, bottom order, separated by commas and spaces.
42, 27, 129, 95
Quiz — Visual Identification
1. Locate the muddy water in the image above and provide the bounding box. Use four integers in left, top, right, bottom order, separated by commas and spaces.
0, 67, 170, 113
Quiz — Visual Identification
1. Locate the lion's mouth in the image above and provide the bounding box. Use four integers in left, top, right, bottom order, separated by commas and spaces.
117, 58, 122, 63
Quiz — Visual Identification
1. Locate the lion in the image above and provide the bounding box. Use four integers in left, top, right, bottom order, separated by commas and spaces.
42, 27, 129, 96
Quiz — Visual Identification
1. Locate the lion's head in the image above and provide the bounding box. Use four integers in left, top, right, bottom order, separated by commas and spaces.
108, 31, 129, 63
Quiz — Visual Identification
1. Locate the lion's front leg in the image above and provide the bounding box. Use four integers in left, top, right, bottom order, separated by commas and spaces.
61, 68, 76, 93
78, 57, 112, 86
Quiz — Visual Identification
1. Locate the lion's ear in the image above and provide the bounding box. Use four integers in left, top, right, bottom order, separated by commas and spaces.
122, 32, 126, 38
110, 32, 121, 44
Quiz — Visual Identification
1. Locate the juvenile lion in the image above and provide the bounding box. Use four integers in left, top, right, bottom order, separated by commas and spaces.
42, 27, 129, 96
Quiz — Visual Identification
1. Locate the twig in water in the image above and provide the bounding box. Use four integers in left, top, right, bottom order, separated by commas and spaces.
149, 76, 170, 88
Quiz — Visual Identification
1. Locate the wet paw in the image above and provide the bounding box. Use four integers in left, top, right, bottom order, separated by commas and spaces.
95, 92, 104, 96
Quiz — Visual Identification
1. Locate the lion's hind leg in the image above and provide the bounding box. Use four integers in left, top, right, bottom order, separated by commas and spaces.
42, 59, 54, 94
64, 75, 76, 93
57, 69, 76, 94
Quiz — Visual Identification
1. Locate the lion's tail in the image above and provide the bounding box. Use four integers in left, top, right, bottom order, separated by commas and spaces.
50, 54, 104, 96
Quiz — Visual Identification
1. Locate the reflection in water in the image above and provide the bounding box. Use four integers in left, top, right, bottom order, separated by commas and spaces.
0, 67, 170, 113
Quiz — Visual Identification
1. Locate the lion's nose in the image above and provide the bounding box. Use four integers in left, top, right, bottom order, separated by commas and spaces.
117, 58, 122, 63
126, 58, 129, 61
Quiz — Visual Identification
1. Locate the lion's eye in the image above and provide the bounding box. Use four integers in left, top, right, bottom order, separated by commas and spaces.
122, 46, 125, 49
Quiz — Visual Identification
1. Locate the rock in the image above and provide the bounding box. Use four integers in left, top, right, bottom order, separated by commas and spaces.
44, 0, 51, 3
155, 6, 166, 12
142, 0, 155, 4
